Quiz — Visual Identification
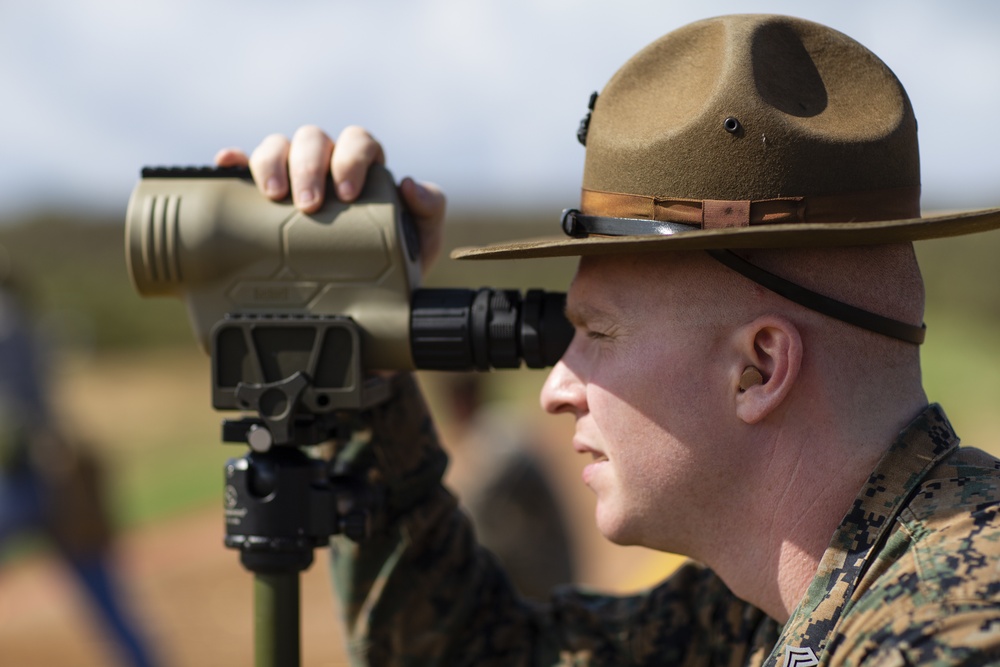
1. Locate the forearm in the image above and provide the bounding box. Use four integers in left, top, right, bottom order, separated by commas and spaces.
328, 373, 532, 665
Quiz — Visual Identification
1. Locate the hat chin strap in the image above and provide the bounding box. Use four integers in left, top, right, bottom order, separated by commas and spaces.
705, 249, 925, 345
561, 209, 926, 345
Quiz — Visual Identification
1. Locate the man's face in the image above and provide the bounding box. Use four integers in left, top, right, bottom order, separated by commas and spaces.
540, 252, 745, 555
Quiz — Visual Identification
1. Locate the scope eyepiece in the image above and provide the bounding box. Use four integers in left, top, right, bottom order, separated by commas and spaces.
409, 288, 573, 371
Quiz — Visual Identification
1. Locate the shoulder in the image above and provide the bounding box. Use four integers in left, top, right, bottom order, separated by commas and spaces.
828, 447, 1000, 665
891, 446, 1000, 599
902, 447, 1000, 581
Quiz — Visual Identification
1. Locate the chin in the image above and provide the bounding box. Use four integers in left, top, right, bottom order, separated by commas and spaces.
595, 503, 643, 546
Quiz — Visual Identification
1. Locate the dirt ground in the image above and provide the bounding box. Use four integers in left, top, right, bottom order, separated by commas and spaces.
0, 350, 683, 666
0, 506, 351, 666
0, 505, 682, 667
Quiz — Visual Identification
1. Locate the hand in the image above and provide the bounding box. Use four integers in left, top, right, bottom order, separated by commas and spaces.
215, 125, 446, 271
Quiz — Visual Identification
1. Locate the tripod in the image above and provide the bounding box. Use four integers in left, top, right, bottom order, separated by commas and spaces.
221, 399, 382, 666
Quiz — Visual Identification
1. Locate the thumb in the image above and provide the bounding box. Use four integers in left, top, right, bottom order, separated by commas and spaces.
400, 177, 446, 271
400, 177, 445, 220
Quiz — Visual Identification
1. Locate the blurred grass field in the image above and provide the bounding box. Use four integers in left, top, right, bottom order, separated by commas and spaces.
2, 210, 1000, 533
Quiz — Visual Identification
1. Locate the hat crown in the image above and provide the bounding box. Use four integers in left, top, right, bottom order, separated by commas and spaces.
583, 14, 920, 203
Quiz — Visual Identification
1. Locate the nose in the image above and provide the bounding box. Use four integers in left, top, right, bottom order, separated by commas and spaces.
540, 347, 586, 416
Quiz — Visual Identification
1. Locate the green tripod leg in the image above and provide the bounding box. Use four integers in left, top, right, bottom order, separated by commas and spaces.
255, 572, 301, 667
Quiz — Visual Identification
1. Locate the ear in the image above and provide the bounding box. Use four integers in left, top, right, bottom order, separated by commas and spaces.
733, 316, 802, 425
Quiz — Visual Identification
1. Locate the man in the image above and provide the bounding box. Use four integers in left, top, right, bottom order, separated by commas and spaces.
216, 14, 1000, 666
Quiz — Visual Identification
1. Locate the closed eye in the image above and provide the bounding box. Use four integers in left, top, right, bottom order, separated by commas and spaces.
586, 322, 622, 341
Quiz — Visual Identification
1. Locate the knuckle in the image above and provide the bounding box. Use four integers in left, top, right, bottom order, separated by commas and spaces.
339, 124, 372, 141
289, 161, 326, 183
338, 126, 383, 158
261, 133, 290, 151
250, 134, 289, 166
292, 124, 327, 142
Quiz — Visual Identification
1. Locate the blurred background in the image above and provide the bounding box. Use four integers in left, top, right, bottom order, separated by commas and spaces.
1, 1, 998, 665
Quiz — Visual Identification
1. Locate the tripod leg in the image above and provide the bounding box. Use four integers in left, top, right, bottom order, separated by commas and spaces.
255, 572, 300, 667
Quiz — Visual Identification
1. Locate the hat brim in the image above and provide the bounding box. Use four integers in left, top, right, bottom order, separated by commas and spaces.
451, 207, 1000, 260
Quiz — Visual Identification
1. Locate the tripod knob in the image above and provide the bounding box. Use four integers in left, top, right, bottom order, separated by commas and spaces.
248, 424, 274, 452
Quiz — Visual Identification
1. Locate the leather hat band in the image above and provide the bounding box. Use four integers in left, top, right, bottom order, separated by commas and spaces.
579, 186, 921, 229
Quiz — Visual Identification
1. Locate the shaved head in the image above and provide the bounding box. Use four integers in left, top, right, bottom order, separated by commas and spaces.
584, 243, 927, 417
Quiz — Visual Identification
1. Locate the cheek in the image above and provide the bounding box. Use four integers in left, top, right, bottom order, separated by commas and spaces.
590, 340, 694, 437
621, 337, 722, 443
588, 383, 693, 543
588, 382, 685, 488
587, 360, 657, 445
587, 341, 718, 483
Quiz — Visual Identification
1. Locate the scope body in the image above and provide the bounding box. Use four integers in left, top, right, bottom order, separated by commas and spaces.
126, 165, 421, 369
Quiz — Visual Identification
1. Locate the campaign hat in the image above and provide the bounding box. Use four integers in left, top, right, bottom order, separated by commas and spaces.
453, 14, 1000, 260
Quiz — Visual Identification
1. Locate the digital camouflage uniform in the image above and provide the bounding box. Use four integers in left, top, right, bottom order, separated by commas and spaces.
330, 375, 1000, 666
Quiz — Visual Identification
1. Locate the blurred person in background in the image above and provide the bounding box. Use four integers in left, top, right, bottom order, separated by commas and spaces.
0, 256, 159, 667
441, 372, 575, 600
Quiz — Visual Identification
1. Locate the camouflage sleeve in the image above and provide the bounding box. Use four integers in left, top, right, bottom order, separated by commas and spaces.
329, 374, 773, 666
828, 601, 1000, 666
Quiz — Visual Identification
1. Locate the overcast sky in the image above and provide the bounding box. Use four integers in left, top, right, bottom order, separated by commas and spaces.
2, 0, 999, 219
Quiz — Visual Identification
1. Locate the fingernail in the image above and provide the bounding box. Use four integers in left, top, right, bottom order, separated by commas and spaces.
298, 188, 316, 207
338, 180, 357, 201
265, 177, 282, 198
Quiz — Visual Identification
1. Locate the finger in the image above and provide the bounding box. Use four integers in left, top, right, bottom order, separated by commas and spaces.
400, 177, 446, 269
400, 177, 446, 221
331, 125, 386, 202
248, 134, 291, 200
214, 148, 249, 167
288, 125, 335, 212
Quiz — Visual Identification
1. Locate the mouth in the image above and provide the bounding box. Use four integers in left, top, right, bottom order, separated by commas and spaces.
576, 441, 609, 487
574, 440, 608, 463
